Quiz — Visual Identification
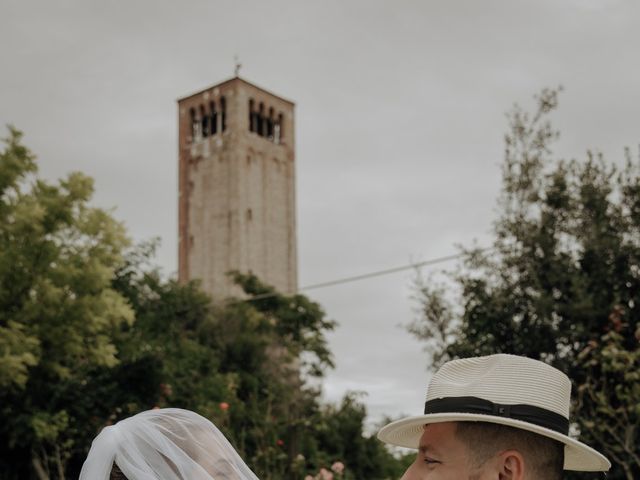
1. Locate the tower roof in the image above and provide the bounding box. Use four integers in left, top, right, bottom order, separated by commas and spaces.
177, 76, 295, 106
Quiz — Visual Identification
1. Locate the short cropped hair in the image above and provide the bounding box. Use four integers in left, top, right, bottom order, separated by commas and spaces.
455, 422, 564, 480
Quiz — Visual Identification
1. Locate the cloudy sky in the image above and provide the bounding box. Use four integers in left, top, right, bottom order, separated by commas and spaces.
2, 0, 639, 429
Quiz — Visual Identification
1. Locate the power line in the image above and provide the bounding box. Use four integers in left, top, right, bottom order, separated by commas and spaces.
229, 246, 494, 304
301, 250, 484, 290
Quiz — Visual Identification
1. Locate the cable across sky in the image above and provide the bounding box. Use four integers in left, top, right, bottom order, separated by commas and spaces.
231, 246, 494, 303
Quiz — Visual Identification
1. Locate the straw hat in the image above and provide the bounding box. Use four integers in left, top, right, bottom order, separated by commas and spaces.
377, 354, 610, 472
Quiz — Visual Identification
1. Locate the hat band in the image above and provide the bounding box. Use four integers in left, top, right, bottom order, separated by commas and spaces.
423, 396, 569, 435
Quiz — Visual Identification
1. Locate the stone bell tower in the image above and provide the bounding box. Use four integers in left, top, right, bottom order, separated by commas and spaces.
177, 77, 297, 299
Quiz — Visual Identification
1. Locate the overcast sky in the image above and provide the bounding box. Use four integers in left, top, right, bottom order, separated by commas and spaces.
2, 0, 639, 430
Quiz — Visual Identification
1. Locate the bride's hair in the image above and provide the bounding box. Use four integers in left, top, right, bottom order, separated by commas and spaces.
80, 408, 259, 480
110, 463, 127, 480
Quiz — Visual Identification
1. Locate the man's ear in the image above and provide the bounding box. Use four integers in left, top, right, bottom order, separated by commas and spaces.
497, 450, 525, 480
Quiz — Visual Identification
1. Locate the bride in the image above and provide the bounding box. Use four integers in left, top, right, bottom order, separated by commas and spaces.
79, 408, 259, 480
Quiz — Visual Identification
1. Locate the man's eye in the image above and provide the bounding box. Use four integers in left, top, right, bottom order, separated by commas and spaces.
424, 457, 440, 465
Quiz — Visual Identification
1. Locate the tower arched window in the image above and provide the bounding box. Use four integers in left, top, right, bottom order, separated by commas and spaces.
267, 107, 274, 140
200, 105, 209, 137
276, 113, 284, 144
189, 108, 197, 140
209, 101, 217, 135
249, 99, 256, 133
257, 103, 265, 137
190, 107, 203, 141
220, 96, 227, 132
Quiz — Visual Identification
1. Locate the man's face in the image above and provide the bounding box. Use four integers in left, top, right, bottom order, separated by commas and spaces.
400, 422, 494, 480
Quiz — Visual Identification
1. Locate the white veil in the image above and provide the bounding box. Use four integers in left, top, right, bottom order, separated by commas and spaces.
79, 408, 260, 480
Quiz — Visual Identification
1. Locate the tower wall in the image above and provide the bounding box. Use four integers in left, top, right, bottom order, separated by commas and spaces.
178, 78, 296, 299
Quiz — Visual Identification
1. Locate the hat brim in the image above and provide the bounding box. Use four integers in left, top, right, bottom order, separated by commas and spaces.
377, 413, 610, 472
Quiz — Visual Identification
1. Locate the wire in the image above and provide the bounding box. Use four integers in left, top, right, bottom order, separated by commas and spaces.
302, 251, 481, 290
228, 246, 494, 304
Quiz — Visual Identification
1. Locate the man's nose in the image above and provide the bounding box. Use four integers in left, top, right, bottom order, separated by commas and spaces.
399, 464, 425, 480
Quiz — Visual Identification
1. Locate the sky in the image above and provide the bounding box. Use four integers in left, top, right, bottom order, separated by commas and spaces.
2, 0, 639, 431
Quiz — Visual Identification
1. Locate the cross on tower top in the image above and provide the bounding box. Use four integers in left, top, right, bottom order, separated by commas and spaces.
234, 55, 242, 77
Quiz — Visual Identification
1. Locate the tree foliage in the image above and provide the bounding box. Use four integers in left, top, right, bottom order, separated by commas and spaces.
408, 89, 640, 479
0, 126, 133, 479
0, 127, 407, 479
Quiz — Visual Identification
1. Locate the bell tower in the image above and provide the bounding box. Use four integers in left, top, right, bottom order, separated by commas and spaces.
177, 77, 297, 298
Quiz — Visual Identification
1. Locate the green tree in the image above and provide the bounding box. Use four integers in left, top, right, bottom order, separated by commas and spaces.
301, 393, 413, 480
575, 326, 640, 479
103, 253, 405, 480
408, 89, 640, 479
0, 127, 133, 479
0, 127, 412, 479
206, 272, 337, 479
75, 245, 341, 479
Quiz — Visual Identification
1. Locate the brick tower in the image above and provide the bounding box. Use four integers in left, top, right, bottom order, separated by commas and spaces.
177, 77, 297, 299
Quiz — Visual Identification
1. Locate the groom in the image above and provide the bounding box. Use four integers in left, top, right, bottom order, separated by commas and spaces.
378, 354, 610, 480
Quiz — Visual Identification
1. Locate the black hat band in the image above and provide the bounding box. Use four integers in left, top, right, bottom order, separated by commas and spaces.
424, 396, 569, 435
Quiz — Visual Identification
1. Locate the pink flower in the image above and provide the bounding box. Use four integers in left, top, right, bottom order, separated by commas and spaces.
276, 439, 284, 446
219, 402, 230, 411
318, 468, 333, 480
304, 476, 314, 480
331, 461, 345, 474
